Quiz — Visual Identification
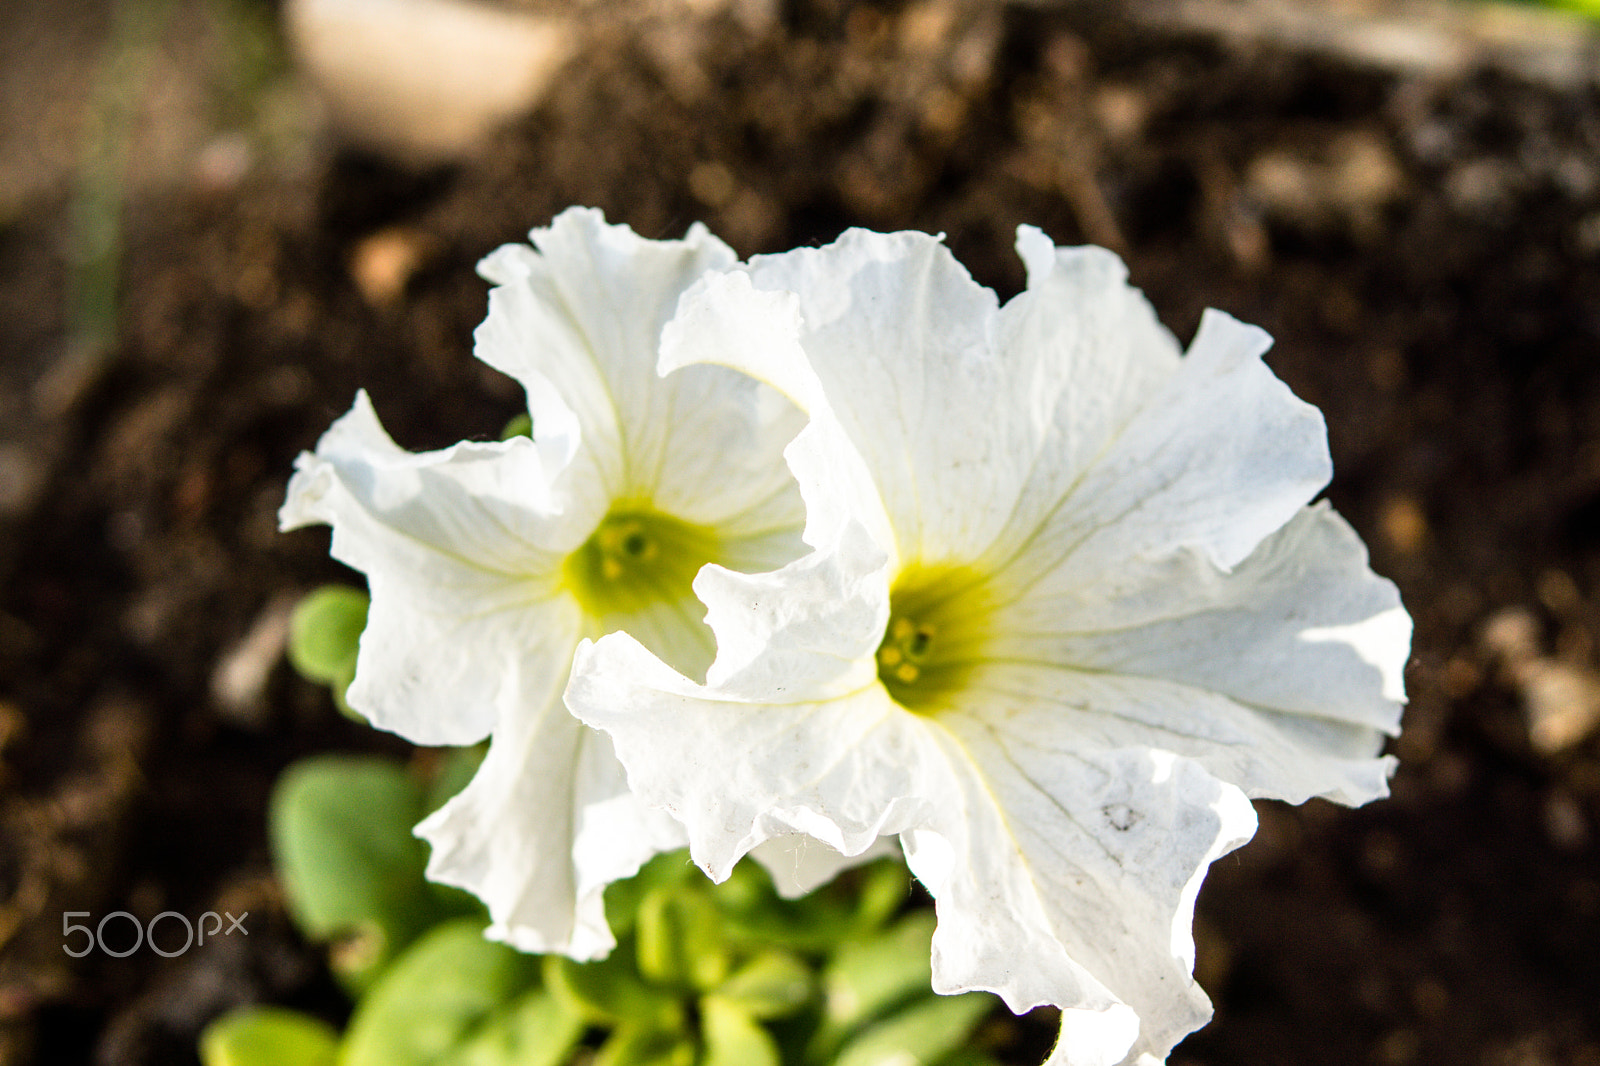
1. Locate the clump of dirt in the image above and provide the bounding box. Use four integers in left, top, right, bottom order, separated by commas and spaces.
3, 1, 1600, 1063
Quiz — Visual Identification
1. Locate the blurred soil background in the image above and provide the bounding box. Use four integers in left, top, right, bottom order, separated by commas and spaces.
3, 0, 1600, 1062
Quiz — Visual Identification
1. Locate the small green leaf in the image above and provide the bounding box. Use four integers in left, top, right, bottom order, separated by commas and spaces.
808, 911, 937, 1062
287, 586, 368, 685
269, 756, 432, 990
594, 1024, 696, 1066
199, 1007, 338, 1066
340, 918, 540, 1066
717, 858, 911, 954
415, 746, 494, 922
935, 1051, 1005, 1066
499, 412, 532, 440
636, 885, 730, 992
706, 855, 772, 916
850, 859, 912, 932
287, 585, 369, 720
1546, 0, 1600, 21
713, 949, 815, 1019
439, 987, 585, 1066
328, 665, 363, 721
423, 744, 488, 817
544, 945, 684, 1030
604, 850, 697, 940
699, 996, 780, 1066
832, 992, 997, 1066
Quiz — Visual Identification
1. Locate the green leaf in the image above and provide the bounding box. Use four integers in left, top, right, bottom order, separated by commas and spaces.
287, 585, 368, 685
717, 858, 911, 954
699, 996, 780, 1066
414, 745, 494, 922
823, 911, 935, 1023
832, 992, 997, 1066
636, 885, 730, 992
199, 1007, 338, 1066
593, 1025, 696, 1066
287, 585, 369, 720
423, 744, 488, 817
604, 850, 697, 940
544, 944, 684, 1031
712, 949, 815, 1020
329, 668, 363, 720
808, 911, 937, 1062
701, 854, 771, 916
850, 859, 912, 932
935, 1052, 1004, 1066
439, 987, 585, 1066
1545, 0, 1600, 21
499, 412, 532, 440
269, 756, 433, 990
340, 918, 540, 1066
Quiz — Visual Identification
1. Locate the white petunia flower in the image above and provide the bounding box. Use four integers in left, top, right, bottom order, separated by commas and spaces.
565, 227, 1410, 1064
279, 207, 856, 960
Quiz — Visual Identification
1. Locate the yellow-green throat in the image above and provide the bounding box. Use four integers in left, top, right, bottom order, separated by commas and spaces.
565, 508, 722, 621
876, 565, 995, 713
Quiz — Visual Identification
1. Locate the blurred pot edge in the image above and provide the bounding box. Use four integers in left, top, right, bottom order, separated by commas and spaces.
284, 0, 580, 165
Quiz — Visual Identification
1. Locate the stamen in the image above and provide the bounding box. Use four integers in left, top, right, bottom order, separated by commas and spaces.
564, 508, 721, 623
875, 564, 996, 714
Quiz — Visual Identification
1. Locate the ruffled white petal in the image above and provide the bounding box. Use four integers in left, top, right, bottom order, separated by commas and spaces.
911, 723, 1257, 1065
693, 516, 889, 702
748, 834, 902, 899
672, 229, 1211, 575
661, 271, 894, 561
719, 230, 1023, 566
569, 633, 938, 881
597, 223, 1409, 1065
638, 364, 808, 542
474, 207, 803, 538
992, 230, 1183, 527
669, 228, 1326, 581
475, 209, 729, 505
285, 211, 814, 958
281, 390, 572, 567
417, 642, 687, 960
993, 308, 1327, 595
973, 505, 1408, 806
567, 626, 1259, 1065
954, 666, 1393, 809
279, 391, 578, 744
992, 504, 1406, 731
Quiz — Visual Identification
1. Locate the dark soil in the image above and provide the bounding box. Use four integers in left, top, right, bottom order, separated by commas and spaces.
4, 1, 1600, 1064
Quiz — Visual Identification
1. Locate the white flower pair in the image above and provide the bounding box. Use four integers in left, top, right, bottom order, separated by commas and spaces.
281, 207, 1408, 1066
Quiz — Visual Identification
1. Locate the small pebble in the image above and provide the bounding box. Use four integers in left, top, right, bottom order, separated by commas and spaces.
1380, 495, 1428, 554
211, 595, 298, 727
350, 227, 430, 308
1543, 790, 1589, 851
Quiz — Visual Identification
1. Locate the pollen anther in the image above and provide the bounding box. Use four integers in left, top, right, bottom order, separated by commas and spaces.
874, 564, 996, 713
563, 507, 721, 623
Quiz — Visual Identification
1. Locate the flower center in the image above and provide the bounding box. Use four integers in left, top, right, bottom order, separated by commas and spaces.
564, 508, 721, 622
876, 616, 936, 685
876, 565, 994, 713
